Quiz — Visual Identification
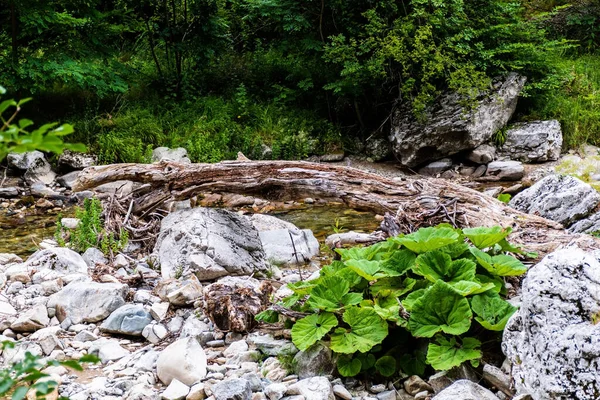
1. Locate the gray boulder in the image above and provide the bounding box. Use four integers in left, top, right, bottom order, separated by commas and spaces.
502, 248, 600, 399
390, 73, 526, 167
466, 144, 496, 164
286, 377, 334, 400
212, 378, 252, 400
58, 151, 97, 170
250, 214, 319, 267
100, 304, 153, 336
418, 158, 453, 176
47, 281, 128, 324
7, 151, 56, 184
152, 147, 190, 163
498, 120, 562, 162
294, 343, 334, 379
365, 137, 391, 161
569, 212, 600, 234
57, 171, 81, 189
509, 175, 600, 226
154, 208, 268, 281
432, 380, 497, 400
24, 247, 88, 276
483, 160, 524, 181
10, 304, 49, 332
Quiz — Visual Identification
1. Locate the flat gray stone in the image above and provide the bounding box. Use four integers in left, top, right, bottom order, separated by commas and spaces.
100, 304, 153, 336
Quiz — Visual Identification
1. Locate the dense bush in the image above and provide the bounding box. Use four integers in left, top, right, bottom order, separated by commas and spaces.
259, 225, 531, 377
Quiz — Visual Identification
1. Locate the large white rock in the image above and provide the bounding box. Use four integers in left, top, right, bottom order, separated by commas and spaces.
154, 208, 268, 281
498, 120, 562, 162
7, 151, 56, 184
286, 377, 334, 400
390, 73, 526, 167
22, 247, 88, 279
431, 380, 498, 400
47, 281, 128, 324
509, 174, 600, 226
10, 303, 49, 332
152, 147, 191, 163
250, 214, 319, 267
502, 248, 600, 399
156, 337, 208, 386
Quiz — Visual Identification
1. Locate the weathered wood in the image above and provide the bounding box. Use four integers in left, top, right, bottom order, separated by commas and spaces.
74, 160, 600, 257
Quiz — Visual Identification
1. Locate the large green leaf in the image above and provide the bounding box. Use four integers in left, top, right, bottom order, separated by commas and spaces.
401, 288, 427, 312
370, 277, 416, 298
337, 355, 362, 377
414, 251, 477, 283
345, 259, 401, 281
395, 227, 460, 254
306, 276, 363, 311
426, 336, 481, 371
408, 281, 472, 337
463, 226, 512, 249
330, 307, 389, 354
375, 356, 397, 377
471, 291, 518, 331
380, 249, 417, 275
470, 248, 527, 276
291, 313, 338, 351
287, 280, 318, 296
336, 240, 398, 261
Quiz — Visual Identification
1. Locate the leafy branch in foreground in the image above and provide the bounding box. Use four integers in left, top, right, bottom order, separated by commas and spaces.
258, 224, 528, 377
0, 85, 85, 161
0, 341, 99, 400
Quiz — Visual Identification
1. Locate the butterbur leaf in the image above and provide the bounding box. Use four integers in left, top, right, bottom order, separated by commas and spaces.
356, 353, 376, 371
439, 241, 470, 258
408, 281, 472, 337
426, 336, 481, 371
401, 288, 427, 312
337, 241, 395, 261
395, 227, 460, 253
414, 251, 477, 283
255, 310, 280, 323
463, 226, 512, 249
380, 249, 416, 275
370, 277, 416, 298
471, 291, 518, 331
337, 355, 362, 377
470, 248, 527, 276
307, 277, 360, 311
291, 312, 338, 351
399, 350, 427, 376
375, 356, 397, 377
345, 259, 400, 281
288, 280, 317, 296
78, 354, 100, 363
474, 274, 503, 293
447, 280, 483, 296
330, 307, 388, 353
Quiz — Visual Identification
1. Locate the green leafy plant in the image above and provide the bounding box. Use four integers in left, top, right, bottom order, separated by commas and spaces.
0, 85, 85, 161
55, 198, 128, 256
497, 193, 512, 204
0, 341, 98, 400
258, 224, 528, 377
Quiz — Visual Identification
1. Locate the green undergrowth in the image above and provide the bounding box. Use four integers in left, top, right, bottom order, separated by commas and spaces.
67, 94, 342, 164
258, 224, 532, 378
527, 54, 600, 148
555, 155, 600, 191
55, 198, 128, 256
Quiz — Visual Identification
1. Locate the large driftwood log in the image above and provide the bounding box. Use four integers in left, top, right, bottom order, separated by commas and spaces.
74, 160, 600, 257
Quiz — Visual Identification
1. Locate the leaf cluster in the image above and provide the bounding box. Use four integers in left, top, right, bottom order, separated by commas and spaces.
259, 224, 528, 377
0, 85, 85, 161
0, 341, 98, 400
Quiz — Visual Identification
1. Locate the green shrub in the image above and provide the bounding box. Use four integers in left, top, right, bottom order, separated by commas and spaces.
0, 341, 98, 400
258, 224, 530, 377
55, 198, 128, 256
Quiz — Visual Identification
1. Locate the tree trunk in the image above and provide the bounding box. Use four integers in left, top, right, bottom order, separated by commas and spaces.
74, 160, 600, 257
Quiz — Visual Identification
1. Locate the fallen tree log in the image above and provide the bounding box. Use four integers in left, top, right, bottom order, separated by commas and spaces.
74, 160, 600, 257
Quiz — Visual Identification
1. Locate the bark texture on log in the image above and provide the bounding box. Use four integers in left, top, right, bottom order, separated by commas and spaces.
74, 160, 600, 257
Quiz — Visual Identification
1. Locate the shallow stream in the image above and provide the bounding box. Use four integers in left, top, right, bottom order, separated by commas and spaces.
0, 204, 379, 258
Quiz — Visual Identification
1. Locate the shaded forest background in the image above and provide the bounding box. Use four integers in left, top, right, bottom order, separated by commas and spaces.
1, 0, 599, 164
